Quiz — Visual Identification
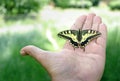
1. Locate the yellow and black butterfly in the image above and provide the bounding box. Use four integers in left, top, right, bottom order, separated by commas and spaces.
58, 29, 101, 49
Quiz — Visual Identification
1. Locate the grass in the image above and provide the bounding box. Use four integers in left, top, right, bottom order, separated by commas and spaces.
101, 28, 120, 81
0, 30, 51, 81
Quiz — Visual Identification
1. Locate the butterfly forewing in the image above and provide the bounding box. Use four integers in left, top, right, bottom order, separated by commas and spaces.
80, 30, 101, 47
58, 30, 79, 47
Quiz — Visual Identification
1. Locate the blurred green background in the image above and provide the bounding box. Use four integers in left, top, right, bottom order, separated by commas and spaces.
0, 0, 120, 81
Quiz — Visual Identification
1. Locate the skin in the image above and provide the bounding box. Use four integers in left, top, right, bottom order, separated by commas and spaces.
20, 13, 107, 81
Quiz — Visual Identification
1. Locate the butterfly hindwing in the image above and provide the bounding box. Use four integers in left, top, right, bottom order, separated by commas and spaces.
80, 30, 101, 47
57, 30, 79, 47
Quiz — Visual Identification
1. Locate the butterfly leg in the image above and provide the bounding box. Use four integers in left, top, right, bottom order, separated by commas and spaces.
80, 46, 85, 51
83, 48, 85, 51
73, 47, 75, 50
73, 45, 80, 51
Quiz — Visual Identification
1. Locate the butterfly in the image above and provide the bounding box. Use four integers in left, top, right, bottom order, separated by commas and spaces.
58, 29, 101, 50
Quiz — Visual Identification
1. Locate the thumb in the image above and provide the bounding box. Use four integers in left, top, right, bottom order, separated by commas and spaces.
20, 45, 50, 64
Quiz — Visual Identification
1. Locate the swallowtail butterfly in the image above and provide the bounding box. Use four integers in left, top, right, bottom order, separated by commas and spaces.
58, 29, 101, 49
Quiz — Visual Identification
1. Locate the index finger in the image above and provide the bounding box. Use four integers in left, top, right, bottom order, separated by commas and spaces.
71, 15, 87, 30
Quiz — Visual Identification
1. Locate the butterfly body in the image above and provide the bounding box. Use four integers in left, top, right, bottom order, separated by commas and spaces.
58, 29, 101, 49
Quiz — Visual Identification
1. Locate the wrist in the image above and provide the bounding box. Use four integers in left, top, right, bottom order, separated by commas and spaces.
52, 75, 83, 81
52, 78, 82, 81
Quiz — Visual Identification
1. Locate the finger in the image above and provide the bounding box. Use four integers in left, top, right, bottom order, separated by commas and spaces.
91, 16, 102, 30
82, 13, 96, 30
97, 23, 107, 48
71, 15, 87, 30
20, 45, 49, 63
91, 16, 102, 43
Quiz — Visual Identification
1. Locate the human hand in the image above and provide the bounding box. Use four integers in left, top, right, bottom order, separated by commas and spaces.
20, 13, 107, 81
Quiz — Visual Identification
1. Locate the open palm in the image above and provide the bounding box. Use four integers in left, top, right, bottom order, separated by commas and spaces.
20, 13, 107, 81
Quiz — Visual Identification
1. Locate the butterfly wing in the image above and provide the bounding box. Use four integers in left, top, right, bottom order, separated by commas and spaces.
58, 30, 79, 47
80, 30, 101, 47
